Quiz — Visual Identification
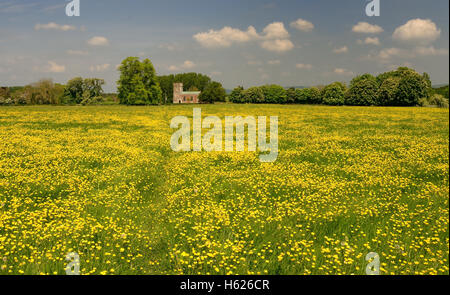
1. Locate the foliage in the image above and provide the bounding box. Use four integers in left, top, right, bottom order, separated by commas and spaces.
242, 87, 265, 103
199, 81, 226, 103
321, 82, 347, 105
117, 57, 162, 105
346, 74, 379, 106
158, 73, 212, 103
419, 94, 449, 108
229, 86, 245, 103
260, 84, 287, 104
433, 85, 449, 99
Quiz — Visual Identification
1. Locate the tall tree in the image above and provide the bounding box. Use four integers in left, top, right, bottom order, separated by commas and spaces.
117, 57, 162, 105
199, 81, 226, 103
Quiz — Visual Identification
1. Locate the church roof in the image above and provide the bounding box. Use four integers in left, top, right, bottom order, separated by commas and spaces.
182, 91, 201, 95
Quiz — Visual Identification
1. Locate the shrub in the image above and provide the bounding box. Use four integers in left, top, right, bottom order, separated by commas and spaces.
420, 94, 449, 108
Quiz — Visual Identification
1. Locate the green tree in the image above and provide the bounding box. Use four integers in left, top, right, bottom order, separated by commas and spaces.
199, 81, 226, 103
321, 82, 346, 105
286, 87, 297, 104
117, 57, 162, 105
260, 84, 286, 103
229, 86, 244, 103
395, 74, 428, 106
242, 87, 265, 103
63, 77, 84, 104
346, 74, 379, 106
377, 77, 401, 106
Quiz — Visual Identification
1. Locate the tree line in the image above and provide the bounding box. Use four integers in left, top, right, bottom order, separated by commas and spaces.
1, 57, 448, 107
0, 78, 115, 106
230, 67, 448, 107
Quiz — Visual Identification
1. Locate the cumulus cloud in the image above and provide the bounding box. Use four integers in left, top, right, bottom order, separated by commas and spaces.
352, 22, 383, 34
296, 63, 313, 70
168, 60, 196, 71
262, 22, 290, 39
193, 22, 294, 52
261, 39, 294, 52
334, 68, 353, 76
357, 37, 380, 46
267, 60, 281, 65
193, 26, 259, 48
333, 46, 348, 54
290, 18, 314, 32
35, 22, 76, 31
43, 61, 66, 73
393, 19, 441, 44
90, 64, 110, 72
87, 36, 109, 46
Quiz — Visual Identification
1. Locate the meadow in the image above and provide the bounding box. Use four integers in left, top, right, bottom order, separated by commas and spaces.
0, 104, 448, 275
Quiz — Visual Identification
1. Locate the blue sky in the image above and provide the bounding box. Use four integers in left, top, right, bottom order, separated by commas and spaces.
1, 0, 449, 92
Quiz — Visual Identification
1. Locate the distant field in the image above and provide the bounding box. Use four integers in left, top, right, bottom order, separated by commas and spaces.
0, 105, 448, 275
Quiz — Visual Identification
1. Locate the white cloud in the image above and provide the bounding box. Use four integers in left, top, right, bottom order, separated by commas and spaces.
333, 46, 348, 54
414, 46, 448, 56
66, 50, 89, 56
357, 37, 380, 46
377, 46, 448, 62
334, 68, 353, 76
90, 64, 110, 72
290, 18, 314, 32
35, 22, 76, 31
182, 60, 195, 69
44, 61, 66, 73
267, 60, 281, 65
261, 39, 294, 52
296, 63, 313, 70
168, 60, 196, 71
87, 36, 109, 46
193, 22, 294, 52
262, 22, 290, 39
378, 48, 406, 60
393, 19, 441, 44
193, 26, 259, 48
352, 22, 384, 34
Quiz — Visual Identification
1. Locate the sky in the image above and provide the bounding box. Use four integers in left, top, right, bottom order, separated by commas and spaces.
0, 0, 449, 92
